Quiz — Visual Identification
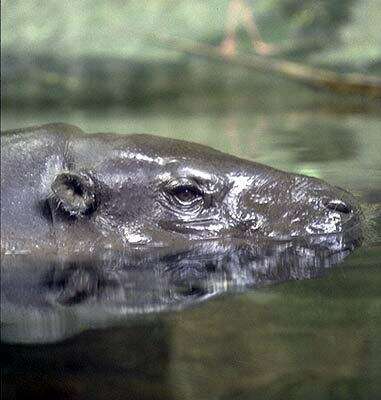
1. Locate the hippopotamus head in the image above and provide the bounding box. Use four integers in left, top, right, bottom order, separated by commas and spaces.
1, 124, 362, 254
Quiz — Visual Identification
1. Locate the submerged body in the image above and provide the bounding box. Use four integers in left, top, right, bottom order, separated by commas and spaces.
1, 123, 362, 255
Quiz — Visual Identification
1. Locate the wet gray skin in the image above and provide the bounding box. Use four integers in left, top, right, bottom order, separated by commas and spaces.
0, 123, 362, 255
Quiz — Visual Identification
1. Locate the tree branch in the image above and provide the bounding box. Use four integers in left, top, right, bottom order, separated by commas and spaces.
146, 32, 381, 99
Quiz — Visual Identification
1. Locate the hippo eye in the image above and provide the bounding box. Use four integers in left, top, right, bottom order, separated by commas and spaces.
164, 179, 204, 208
170, 185, 203, 204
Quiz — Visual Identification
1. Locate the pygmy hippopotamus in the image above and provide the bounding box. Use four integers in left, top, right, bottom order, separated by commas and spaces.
1, 123, 362, 255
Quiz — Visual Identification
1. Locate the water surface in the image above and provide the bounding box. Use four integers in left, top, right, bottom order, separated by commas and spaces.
1, 104, 380, 399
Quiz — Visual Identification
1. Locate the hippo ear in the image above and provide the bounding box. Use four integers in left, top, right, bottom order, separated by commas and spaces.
51, 172, 97, 217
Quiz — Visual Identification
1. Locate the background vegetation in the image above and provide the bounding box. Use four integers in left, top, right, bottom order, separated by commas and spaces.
2, 0, 381, 108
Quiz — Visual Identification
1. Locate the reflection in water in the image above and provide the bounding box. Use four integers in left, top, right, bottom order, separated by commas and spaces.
1, 212, 376, 400
1, 227, 361, 345
271, 118, 358, 163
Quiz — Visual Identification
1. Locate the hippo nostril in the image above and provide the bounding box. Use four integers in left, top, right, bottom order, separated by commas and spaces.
324, 199, 352, 214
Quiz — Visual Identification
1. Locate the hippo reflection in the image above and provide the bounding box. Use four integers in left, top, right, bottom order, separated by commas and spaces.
1, 230, 361, 344
1, 123, 362, 255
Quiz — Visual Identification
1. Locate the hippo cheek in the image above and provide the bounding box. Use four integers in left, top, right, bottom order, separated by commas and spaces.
230, 207, 267, 236
233, 191, 274, 236
158, 218, 229, 238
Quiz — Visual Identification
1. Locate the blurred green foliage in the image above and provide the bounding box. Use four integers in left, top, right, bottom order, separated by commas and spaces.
276, 0, 356, 35
1, 0, 380, 108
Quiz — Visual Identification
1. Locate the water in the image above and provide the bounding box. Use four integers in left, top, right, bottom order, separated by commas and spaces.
1, 103, 380, 399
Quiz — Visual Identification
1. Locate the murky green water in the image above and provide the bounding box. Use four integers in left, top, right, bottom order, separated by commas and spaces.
1, 104, 380, 399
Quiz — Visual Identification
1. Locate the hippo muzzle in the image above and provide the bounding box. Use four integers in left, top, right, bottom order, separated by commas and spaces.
236, 171, 360, 239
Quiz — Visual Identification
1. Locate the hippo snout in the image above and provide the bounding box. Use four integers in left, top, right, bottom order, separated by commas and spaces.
323, 199, 352, 214
323, 198, 352, 214
321, 182, 360, 217
320, 184, 360, 219
240, 173, 362, 239
300, 180, 361, 236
